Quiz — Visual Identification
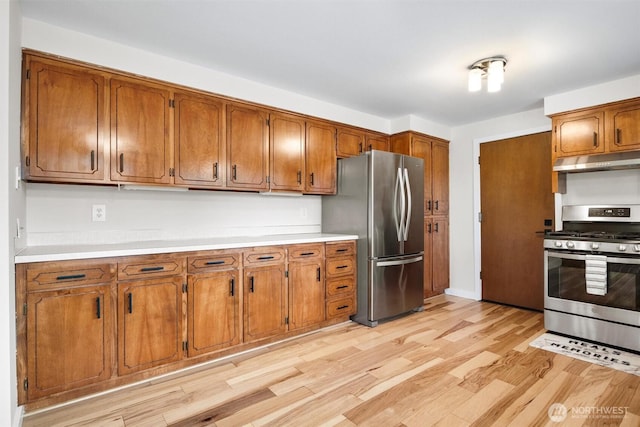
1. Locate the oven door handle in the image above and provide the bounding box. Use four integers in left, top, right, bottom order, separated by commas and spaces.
547, 250, 640, 265
546, 251, 586, 261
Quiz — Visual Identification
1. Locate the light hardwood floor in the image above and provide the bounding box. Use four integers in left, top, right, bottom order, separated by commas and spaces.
22, 295, 640, 426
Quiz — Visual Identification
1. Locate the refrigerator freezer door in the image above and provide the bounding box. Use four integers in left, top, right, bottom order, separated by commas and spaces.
402, 155, 425, 255
369, 151, 404, 258
354, 254, 424, 326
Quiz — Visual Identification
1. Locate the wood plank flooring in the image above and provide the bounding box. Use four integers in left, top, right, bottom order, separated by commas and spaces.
22, 295, 640, 426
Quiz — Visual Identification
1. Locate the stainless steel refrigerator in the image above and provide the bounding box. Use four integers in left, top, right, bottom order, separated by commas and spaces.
322, 150, 424, 326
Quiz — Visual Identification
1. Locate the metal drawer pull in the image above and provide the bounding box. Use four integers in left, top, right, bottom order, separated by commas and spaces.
336, 305, 349, 310
128, 293, 133, 314
205, 260, 225, 265
56, 274, 86, 281
336, 265, 348, 269
300, 252, 314, 256
257, 256, 274, 260
336, 285, 349, 289
140, 266, 164, 272
335, 248, 348, 253
96, 297, 101, 319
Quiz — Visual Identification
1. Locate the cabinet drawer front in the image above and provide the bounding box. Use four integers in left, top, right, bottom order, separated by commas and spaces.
325, 241, 355, 257
326, 257, 355, 277
288, 244, 324, 260
118, 256, 185, 280
26, 261, 115, 291
244, 247, 286, 266
188, 252, 240, 273
327, 296, 356, 318
326, 277, 355, 297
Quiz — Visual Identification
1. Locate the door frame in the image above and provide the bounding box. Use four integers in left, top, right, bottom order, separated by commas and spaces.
471, 125, 556, 301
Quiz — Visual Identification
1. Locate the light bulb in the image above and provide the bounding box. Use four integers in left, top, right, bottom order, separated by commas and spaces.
468, 68, 482, 92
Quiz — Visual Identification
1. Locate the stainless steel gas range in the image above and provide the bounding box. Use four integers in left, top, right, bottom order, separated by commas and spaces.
544, 205, 640, 353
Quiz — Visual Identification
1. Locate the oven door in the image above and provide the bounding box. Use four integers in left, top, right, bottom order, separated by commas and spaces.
545, 250, 640, 326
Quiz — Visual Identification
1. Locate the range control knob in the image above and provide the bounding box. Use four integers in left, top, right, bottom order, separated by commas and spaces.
554, 241, 563, 248
591, 242, 600, 250
566, 241, 575, 249
635, 244, 640, 252
619, 244, 627, 252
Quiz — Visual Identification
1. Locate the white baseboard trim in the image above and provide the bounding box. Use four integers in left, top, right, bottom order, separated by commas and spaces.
444, 287, 480, 301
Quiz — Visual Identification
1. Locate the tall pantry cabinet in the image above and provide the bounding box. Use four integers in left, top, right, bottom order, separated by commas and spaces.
390, 131, 450, 298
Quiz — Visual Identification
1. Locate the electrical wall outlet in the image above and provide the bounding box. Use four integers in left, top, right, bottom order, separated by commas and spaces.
92, 204, 106, 222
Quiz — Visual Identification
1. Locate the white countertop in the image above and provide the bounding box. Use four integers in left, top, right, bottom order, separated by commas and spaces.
15, 233, 359, 263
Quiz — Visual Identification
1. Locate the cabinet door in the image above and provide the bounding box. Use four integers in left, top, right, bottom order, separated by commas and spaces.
226, 103, 269, 190
25, 58, 106, 181
244, 265, 287, 341
365, 133, 389, 152
289, 244, 325, 329
554, 111, 605, 157
410, 136, 433, 215
270, 113, 305, 191
188, 270, 240, 357
26, 285, 112, 400
305, 121, 337, 194
607, 102, 640, 152
118, 277, 182, 375
110, 78, 172, 183
423, 219, 434, 298
174, 92, 225, 188
432, 218, 450, 293
431, 140, 449, 215
336, 127, 365, 158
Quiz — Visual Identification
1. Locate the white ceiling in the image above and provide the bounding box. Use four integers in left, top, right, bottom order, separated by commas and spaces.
19, 0, 640, 126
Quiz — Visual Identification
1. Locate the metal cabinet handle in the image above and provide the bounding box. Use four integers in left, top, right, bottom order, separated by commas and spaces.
56, 274, 86, 281
140, 266, 164, 272
336, 265, 348, 269
428, 223, 432, 233
336, 285, 348, 289
205, 260, 225, 265
427, 200, 432, 211
213, 162, 218, 179
316, 267, 321, 282
336, 248, 348, 253
249, 276, 255, 293
297, 170, 302, 184
119, 153, 124, 173
435, 200, 439, 211
232, 164, 237, 181
310, 172, 314, 185
127, 292, 133, 314
616, 128, 622, 145
358, 143, 363, 153
435, 223, 439, 232
230, 278, 235, 296
336, 305, 349, 310
90, 150, 95, 171
257, 256, 274, 260
593, 132, 598, 147
96, 297, 101, 319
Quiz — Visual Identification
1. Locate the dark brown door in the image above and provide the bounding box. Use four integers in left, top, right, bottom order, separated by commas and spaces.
480, 132, 553, 311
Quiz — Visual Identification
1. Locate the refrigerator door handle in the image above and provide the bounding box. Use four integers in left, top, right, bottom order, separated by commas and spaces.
394, 167, 405, 242
403, 167, 412, 242
376, 255, 423, 267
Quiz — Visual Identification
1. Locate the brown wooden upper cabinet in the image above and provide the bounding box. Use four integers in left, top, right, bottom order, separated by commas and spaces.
110, 77, 173, 184
23, 56, 108, 183
552, 110, 605, 157
226, 103, 270, 191
390, 132, 449, 216
173, 91, 226, 188
606, 98, 640, 152
270, 112, 306, 192
552, 98, 640, 158
336, 126, 389, 158
305, 120, 337, 194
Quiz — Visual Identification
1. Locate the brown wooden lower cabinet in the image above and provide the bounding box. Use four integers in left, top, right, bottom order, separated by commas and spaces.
424, 216, 450, 298
15, 240, 357, 409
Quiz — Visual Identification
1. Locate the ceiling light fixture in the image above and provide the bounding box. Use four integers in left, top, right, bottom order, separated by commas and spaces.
468, 56, 507, 93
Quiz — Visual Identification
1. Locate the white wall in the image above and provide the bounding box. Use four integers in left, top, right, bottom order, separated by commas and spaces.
2, 1, 25, 426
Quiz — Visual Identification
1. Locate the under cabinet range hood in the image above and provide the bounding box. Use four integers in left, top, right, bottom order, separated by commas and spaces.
553, 151, 640, 173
